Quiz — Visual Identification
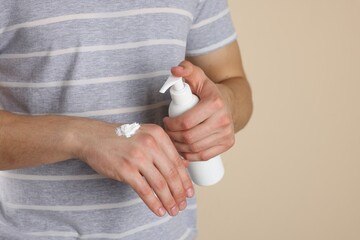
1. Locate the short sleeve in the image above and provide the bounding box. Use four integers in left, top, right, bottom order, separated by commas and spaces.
186, 0, 237, 57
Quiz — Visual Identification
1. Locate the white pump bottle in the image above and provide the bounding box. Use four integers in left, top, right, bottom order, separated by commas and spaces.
159, 75, 224, 186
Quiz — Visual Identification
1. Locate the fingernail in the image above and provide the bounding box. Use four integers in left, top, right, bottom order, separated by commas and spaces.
170, 206, 179, 216
158, 207, 166, 217
186, 188, 194, 198
179, 201, 187, 211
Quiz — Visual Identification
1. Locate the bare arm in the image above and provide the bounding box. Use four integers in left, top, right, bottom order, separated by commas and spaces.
0, 111, 78, 169
187, 40, 253, 132
0, 111, 194, 217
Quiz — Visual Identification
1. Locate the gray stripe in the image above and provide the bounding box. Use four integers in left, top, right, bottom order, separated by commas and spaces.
0, 70, 169, 88
4, 198, 143, 211
0, 8, 193, 35
0, 39, 186, 59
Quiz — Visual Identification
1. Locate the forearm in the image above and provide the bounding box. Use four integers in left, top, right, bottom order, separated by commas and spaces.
0, 111, 81, 170
217, 76, 253, 133
186, 41, 253, 133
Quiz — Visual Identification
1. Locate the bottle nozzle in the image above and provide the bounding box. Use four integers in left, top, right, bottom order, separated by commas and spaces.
159, 75, 185, 93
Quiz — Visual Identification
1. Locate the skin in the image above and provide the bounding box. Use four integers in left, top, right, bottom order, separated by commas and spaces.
0, 40, 253, 217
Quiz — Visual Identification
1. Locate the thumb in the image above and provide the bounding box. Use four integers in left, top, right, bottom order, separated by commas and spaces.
170, 60, 208, 96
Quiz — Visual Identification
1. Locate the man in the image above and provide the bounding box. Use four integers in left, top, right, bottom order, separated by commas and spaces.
0, 0, 252, 239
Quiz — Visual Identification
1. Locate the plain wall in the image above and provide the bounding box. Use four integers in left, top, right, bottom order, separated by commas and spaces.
197, 0, 360, 239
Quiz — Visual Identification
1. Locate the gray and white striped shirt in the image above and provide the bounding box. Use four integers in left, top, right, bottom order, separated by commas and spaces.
0, 0, 236, 239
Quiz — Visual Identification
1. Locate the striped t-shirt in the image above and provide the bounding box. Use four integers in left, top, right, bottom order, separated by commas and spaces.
0, 1, 236, 239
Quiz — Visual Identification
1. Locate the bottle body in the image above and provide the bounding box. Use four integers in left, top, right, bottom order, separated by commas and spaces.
168, 86, 224, 186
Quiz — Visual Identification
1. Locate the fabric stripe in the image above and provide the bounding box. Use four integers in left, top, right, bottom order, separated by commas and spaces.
28, 231, 78, 238
191, 8, 230, 29
26, 204, 197, 239
11, 101, 170, 117
59, 101, 170, 117
0, 8, 193, 35
0, 172, 106, 181
186, 32, 237, 55
0, 70, 169, 88
3, 198, 143, 212
178, 228, 192, 240
0, 39, 186, 59
27, 216, 172, 239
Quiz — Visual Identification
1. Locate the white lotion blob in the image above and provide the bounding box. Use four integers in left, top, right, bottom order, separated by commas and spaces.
115, 123, 140, 138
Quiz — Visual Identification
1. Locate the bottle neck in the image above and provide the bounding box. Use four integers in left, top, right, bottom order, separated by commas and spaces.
170, 84, 196, 105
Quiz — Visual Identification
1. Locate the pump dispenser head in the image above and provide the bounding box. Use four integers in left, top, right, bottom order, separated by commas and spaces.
159, 75, 185, 93
159, 75, 194, 105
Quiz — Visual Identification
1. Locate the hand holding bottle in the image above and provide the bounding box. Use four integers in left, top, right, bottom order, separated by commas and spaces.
163, 60, 235, 162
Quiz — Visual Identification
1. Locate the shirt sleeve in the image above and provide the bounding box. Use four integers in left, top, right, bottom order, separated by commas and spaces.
186, 0, 237, 57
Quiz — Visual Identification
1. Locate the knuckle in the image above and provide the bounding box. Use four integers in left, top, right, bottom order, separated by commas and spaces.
182, 131, 194, 144
199, 151, 210, 161
189, 143, 200, 153
166, 166, 179, 180
219, 114, 232, 127
173, 188, 186, 201
115, 161, 133, 181
137, 183, 153, 198
128, 148, 145, 161
148, 124, 165, 136
141, 134, 157, 148
153, 178, 168, 192
164, 199, 177, 211
180, 119, 192, 130
184, 177, 193, 189
212, 96, 225, 110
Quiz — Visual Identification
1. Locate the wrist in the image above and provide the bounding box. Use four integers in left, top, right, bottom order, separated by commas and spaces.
66, 117, 117, 163
216, 82, 236, 120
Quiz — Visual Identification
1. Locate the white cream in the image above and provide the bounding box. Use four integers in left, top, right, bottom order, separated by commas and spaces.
115, 123, 140, 138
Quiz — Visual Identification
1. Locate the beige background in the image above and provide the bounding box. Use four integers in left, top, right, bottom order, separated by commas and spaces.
197, 0, 360, 239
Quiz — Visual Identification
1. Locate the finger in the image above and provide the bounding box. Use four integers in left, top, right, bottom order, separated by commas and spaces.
127, 171, 167, 217
163, 100, 214, 132
158, 154, 195, 199
163, 84, 226, 132
157, 142, 194, 200
166, 117, 219, 144
173, 132, 224, 154
152, 126, 194, 199
171, 60, 208, 94
139, 163, 180, 216
182, 145, 229, 162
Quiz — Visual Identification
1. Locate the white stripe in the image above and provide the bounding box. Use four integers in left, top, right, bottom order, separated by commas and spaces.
13, 100, 170, 117
27, 216, 172, 239
0, 171, 106, 181
26, 205, 197, 239
191, 8, 230, 29
186, 204, 197, 210
186, 32, 237, 56
0, 8, 193, 35
178, 228, 192, 240
61, 101, 170, 118
0, 39, 186, 59
81, 216, 172, 239
28, 231, 78, 238
0, 70, 169, 88
4, 197, 143, 212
